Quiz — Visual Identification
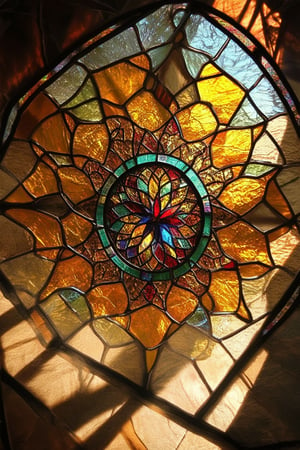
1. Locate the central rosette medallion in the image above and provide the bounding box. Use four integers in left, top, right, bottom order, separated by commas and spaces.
97, 155, 211, 281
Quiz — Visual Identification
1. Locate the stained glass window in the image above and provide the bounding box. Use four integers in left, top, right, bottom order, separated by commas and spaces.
1, 2, 300, 448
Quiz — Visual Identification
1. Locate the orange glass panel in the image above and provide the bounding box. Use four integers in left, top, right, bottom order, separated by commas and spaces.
94, 61, 147, 105
23, 162, 58, 197
15, 93, 57, 139
176, 103, 217, 141
58, 167, 95, 203
129, 306, 171, 348
32, 113, 71, 154
218, 177, 269, 215
127, 91, 171, 131
73, 123, 109, 162
7, 209, 62, 248
197, 69, 245, 123
146, 349, 159, 372
5, 186, 33, 203
266, 180, 293, 219
217, 221, 272, 265
211, 128, 252, 168
207, 270, 240, 313
166, 286, 198, 322
239, 263, 270, 279
40, 255, 93, 299
87, 283, 128, 317
62, 213, 93, 247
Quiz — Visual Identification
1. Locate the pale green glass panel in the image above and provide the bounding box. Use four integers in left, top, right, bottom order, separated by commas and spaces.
182, 48, 209, 78
40, 294, 83, 339
63, 78, 97, 108
80, 28, 140, 70
93, 318, 133, 346
69, 100, 103, 122
60, 289, 91, 322
46, 64, 88, 105
137, 5, 175, 50
244, 163, 275, 177
0, 253, 54, 297
49, 154, 72, 166
148, 44, 172, 70
0, 216, 33, 261
231, 97, 264, 127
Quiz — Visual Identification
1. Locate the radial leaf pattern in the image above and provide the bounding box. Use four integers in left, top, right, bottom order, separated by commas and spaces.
1, 2, 300, 398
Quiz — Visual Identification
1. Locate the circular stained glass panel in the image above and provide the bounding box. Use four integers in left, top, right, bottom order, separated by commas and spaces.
97, 155, 211, 281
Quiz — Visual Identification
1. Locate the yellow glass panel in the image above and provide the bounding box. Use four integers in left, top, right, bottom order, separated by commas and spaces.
23, 162, 58, 197
218, 177, 267, 215
58, 167, 95, 203
166, 286, 197, 322
200, 63, 221, 77
73, 123, 109, 162
211, 128, 252, 168
217, 221, 272, 265
7, 209, 62, 248
32, 113, 70, 154
197, 73, 245, 123
94, 61, 147, 105
129, 306, 171, 348
208, 270, 240, 312
87, 283, 128, 317
176, 103, 217, 141
40, 255, 93, 299
127, 91, 170, 131
62, 213, 93, 247
266, 180, 293, 219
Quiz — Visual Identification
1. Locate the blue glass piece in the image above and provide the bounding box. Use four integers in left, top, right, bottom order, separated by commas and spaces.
249, 77, 286, 118
185, 15, 227, 57
127, 247, 138, 258
182, 49, 209, 78
148, 45, 172, 70
80, 28, 140, 69
119, 240, 128, 250
216, 39, 262, 89
187, 305, 210, 332
173, 10, 186, 27
231, 97, 264, 126
161, 225, 173, 246
137, 5, 175, 50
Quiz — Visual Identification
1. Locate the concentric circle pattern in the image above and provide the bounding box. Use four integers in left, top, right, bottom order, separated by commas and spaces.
107, 164, 201, 270
97, 156, 211, 281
